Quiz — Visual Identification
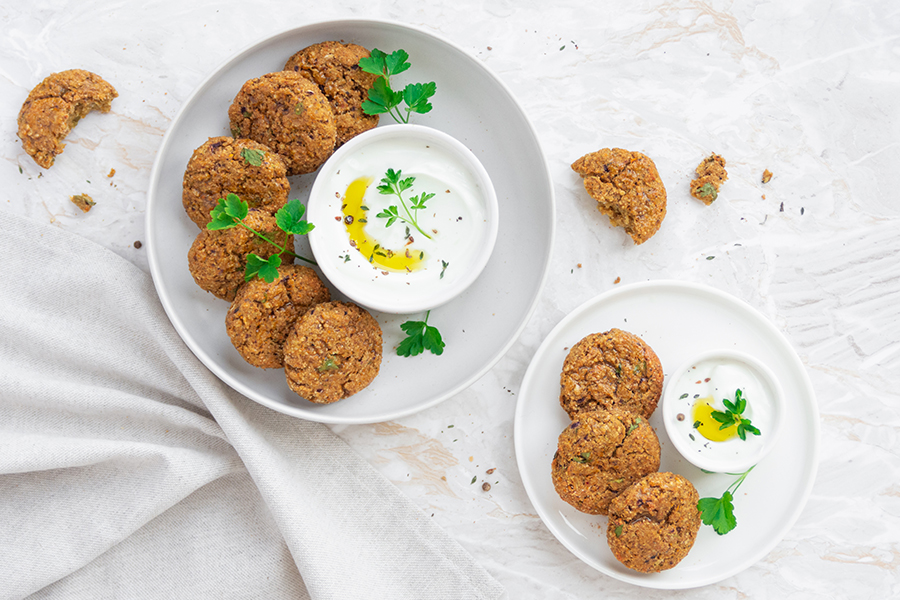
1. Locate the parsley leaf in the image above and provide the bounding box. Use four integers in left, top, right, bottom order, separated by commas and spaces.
698, 492, 736, 535
360, 76, 402, 116
359, 48, 411, 78
710, 388, 761, 441
240, 147, 266, 167
208, 193, 248, 230
697, 466, 754, 535
397, 310, 445, 357
276, 199, 315, 235
402, 81, 436, 115
245, 253, 281, 283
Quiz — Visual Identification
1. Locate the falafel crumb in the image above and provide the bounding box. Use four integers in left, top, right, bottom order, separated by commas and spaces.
70, 193, 95, 213
690, 154, 728, 205
614, 277, 621, 284
762, 169, 773, 183
107, 168, 116, 178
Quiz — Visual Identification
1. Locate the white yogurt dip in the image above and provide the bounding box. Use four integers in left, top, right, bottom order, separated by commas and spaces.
662, 350, 784, 473
307, 124, 498, 314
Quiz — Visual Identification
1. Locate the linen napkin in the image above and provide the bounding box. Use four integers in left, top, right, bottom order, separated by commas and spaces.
0, 211, 505, 600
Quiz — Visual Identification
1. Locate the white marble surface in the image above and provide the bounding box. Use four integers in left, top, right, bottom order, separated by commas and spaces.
2, 1, 899, 598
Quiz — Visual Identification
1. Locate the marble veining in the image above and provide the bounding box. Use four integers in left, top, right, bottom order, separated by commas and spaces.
2, 1, 899, 598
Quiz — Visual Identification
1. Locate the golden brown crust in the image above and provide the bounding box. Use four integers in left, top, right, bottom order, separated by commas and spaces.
17, 69, 118, 169
187, 209, 294, 302
606, 472, 701, 573
225, 265, 331, 369
559, 328, 663, 420
283, 301, 382, 404
182, 137, 290, 229
571, 148, 667, 244
284, 41, 378, 147
227, 71, 336, 176
690, 153, 728, 205
551, 408, 660, 515
70, 193, 96, 213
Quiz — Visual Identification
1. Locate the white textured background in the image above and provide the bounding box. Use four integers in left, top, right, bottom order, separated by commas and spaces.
2, 1, 898, 598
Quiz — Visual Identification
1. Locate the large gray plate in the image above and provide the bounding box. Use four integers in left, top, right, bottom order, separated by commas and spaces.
146, 19, 554, 424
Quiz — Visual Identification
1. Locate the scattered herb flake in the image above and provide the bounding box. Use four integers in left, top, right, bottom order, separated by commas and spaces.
317, 357, 339, 372
241, 147, 266, 166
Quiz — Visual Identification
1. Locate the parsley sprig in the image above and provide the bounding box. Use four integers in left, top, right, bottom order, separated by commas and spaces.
376, 168, 435, 240
697, 466, 754, 535
396, 310, 445, 357
359, 49, 436, 124
710, 388, 761, 441
208, 193, 315, 283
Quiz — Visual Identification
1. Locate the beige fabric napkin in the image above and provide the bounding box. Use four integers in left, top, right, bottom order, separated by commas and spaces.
0, 211, 505, 600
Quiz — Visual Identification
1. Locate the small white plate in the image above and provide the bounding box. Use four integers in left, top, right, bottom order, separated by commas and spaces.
146, 19, 554, 424
514, 280, 819, 589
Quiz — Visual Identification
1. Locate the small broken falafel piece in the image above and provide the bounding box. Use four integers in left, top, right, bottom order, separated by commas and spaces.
182, 137, 290, 229
559, 328, 664, 420
284, 41, 379, 147
70, 193, 95, 213
690, 153, 728, 205
225, 265, 331, 369
571, 148, 667, 245
606, 472, 701, 573
552, 408, 661, 515
762, 169, 773, 184
228, 71, 336, 176
17, 69, 118, 169
283, 301, 382, 404
187, 208, 294, 302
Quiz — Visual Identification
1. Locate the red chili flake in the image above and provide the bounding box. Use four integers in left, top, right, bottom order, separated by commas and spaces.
704, 378, 711, 382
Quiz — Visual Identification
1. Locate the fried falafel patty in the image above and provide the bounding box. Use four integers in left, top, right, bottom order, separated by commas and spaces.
284, 41, 379, 147
225, 265, 331, 369
228, 71, 336, 176
552, 408, 660, 515
182, 137, 290, 229
571, 148, 667, 244
17, 69, 118, 169
187, 208, 294, 302
559, 328, 663, 420
606, 472, 701, 573
283, 301, 382, 404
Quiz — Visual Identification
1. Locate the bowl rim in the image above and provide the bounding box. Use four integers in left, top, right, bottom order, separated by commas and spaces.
661, 347, 786, 473
306, 122, 500, 314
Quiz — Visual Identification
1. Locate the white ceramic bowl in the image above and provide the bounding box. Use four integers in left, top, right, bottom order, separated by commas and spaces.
662, 349, 785, 473
307, 124, 499, 314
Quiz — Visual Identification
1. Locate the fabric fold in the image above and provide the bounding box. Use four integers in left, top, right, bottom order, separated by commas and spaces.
0, 212, 504, 600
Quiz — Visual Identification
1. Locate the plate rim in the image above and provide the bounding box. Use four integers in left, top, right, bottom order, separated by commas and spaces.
146, 18, 556, 424
513, 279, 820, 589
